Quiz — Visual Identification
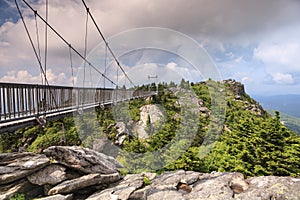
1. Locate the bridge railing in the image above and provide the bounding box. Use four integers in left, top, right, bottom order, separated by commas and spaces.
0, 82, 111, 121
0, 82, 155, 122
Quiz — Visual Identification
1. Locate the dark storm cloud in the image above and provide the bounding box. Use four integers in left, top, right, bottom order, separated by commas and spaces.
95, 0, 300, 43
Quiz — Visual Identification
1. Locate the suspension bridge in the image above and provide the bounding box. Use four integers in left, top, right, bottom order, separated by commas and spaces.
0, 82, 155, 133
0, 0, 158, 133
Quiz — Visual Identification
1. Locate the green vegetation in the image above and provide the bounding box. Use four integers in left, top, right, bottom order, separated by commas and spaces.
0, 117, 81, 153
143, 176, 151, 186
9, 194, 25, 200
1, 79, 300, 178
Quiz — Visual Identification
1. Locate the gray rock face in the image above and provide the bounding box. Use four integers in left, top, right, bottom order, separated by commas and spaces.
0, 179, 43, 200
48, 173, 121, 195
27, 164, 67, 186
0, 152, 49, 184
223, 79, 246, 97
87, 173, 156, 200
139, 105, 165, 126
43, 146, 123, 174
235, 176, 300, 200
134, 104, 165, 139
86, 170, 300, 200
1, 148, 300, 200
35, 194, 73, 200
114, 122, 130, 146
184, 172, 237, 200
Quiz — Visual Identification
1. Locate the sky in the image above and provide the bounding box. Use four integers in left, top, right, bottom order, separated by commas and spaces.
0, 0, 300, 95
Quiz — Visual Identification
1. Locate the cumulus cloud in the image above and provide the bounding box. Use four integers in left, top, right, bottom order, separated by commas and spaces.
254, 40, 300, 72
272, 72, 294, 85
0, 70, 40, 83
253, 25, 300, 87
0, 69, 69, 85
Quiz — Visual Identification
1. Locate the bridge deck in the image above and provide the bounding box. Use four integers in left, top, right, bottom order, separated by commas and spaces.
0, 82, 155, 133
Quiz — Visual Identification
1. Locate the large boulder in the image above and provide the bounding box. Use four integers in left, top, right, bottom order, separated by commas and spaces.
43, 146, 123, 174
183, 172, 241, 200
35, 194, 73, 200
134, 104, 165, 139
114, 122, 131, 146
48, 173, 121, 195
0, 152, 49, 184
0, 179, 43, 200
235, 176, 300, 199
87, 170, 300, 200
27, 164, 67, 186
87, 173, 156, 200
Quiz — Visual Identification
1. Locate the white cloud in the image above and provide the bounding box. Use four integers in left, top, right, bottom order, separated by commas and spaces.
0, 70, 40, 83
0, 69, 69, 85
254, 42, 300, 71
272, 72, 294, 84
166, 62, 177, 70
234, 56, 243, 63
252, 25, 300, 88
242, 76, 249, 82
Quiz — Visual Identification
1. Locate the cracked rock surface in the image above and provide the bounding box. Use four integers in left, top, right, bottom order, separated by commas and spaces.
1, 147, 300, 200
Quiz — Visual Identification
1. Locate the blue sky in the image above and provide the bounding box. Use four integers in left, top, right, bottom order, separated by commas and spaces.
0, 0, 300, 96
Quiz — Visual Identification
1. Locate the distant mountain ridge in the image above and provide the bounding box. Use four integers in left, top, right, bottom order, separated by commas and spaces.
253, 94, 300, 118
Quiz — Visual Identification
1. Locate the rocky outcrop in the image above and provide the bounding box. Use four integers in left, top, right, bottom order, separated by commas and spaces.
1, 147, 300, 200
242, 100, 266, 116
0, 152, 49, 185
223, 79, 246, 97
0, 179, 43, 200
134, 104, 165, 139
36, 194, 73, 200
0, 146, 123, 200
27, 164, 67, 186
223, 79, 266, 116
87, 170, 300, 200
47, 173, 121, 195
171, 87, 210, 117
43, 146, 123, 174
139, 105, 165, 126
235, 176, 300, 199
108, 104, 166, 144
114, 122, 131, 146
87, 173, 156, 200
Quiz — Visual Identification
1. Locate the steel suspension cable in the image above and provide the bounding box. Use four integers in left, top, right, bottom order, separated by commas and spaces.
34, 11, 43, 85
68, 45, 74, 86
20, 0, 119, 88
43, 0, 48, 114
44, 0, 48, 88
83, 9, 88, 89
81, 0, 136, 88
81, 9, 89, 107
15, 0, 59, 112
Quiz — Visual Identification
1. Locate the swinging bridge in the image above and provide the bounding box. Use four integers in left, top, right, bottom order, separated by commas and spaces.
0, 0, 157, 133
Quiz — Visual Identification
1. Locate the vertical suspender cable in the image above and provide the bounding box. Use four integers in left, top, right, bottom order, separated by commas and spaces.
103, 44, 107, 104
68, 45, 74, 87
34, 12, 43, 84
43, 0, 48, 115
82, 8, 89, 107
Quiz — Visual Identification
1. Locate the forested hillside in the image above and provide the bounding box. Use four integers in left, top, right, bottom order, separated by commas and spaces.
1, 79, 300, 178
